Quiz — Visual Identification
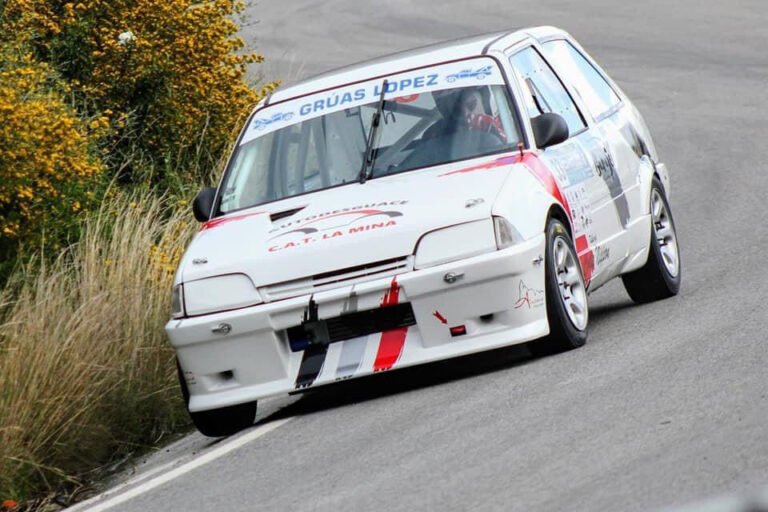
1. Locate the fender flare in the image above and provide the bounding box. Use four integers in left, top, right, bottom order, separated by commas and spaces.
491, 164, 570, 241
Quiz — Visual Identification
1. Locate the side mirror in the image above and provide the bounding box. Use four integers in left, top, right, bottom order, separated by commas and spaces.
192, 187, 216, 222
531, 113, 569, 149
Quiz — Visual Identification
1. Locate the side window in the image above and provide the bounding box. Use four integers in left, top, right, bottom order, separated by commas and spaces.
509, 46, 586, 137
542, 40, 621, 120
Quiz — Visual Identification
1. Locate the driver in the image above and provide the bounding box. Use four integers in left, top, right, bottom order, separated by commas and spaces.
425, 87, 505, 141
460, 89, 506, 142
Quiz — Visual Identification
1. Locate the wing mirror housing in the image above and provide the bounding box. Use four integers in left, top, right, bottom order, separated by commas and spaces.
192, 187, 217, 222
531, 113, 569, 149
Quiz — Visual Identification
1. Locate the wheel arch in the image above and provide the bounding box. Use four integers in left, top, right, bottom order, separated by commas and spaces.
638, 155, 658, 217
546, 203, 572, 238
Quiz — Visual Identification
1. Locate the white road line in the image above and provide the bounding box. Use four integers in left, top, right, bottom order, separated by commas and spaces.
67, 461, 180, 512
72, 417, 294, 512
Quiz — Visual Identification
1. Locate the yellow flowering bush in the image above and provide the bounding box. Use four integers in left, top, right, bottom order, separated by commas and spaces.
4, 0, 278, 185
0, 0, 278, 503
0, 42, 102, 251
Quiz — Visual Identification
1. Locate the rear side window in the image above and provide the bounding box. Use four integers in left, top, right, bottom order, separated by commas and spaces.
542, 40, 621, 120
510, 47, 586, 136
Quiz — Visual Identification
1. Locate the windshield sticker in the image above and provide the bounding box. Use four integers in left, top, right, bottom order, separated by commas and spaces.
252, 112, 294, 131
446, 65, 493, 83
242, 57, 504, 143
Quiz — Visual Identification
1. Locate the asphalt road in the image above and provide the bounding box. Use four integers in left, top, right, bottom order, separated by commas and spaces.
84, 1, 768, 510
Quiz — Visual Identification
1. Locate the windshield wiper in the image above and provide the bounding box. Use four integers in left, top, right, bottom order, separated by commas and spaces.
358, 79, 388, 184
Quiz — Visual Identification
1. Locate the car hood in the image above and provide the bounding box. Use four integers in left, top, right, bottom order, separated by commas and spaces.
179, 154, 520, 290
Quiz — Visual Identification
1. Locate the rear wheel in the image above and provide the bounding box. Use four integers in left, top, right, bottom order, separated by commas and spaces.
176, 360, 257, 438
530, 218, 588, 357
622, 177, 681, 303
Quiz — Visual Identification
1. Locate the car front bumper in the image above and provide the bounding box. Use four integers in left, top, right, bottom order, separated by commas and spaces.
166, 234, 548, 412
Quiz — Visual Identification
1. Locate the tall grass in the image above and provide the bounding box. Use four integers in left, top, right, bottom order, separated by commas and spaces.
0, 193, 196, 500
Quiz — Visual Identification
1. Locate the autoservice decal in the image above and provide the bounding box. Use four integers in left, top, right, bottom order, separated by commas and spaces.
241, 57, 505, 144
267, 201, 407, 252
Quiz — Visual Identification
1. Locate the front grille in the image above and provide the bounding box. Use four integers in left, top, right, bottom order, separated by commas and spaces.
261, 256, 411, 301
287, 303, 416, 352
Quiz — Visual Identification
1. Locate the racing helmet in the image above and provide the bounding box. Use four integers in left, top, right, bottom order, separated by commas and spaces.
431, 86, 492, 120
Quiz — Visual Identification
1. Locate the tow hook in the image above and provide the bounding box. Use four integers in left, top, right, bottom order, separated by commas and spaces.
211, 323, 232, 335
443, 272, 464, 284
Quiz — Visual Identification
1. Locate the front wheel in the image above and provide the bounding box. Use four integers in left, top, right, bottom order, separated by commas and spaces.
530, 218, 588, 357
177, 360, 257, 437
622, 177, 681, 303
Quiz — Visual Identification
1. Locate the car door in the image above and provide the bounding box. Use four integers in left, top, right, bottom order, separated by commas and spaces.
541, 39, 646, 259
508, 45, 625, 287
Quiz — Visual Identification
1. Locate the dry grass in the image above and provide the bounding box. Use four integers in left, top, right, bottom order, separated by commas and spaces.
0, 193, 197, 500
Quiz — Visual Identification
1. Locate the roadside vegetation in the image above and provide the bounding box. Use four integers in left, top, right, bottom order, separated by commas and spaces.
0, 0, 277, 504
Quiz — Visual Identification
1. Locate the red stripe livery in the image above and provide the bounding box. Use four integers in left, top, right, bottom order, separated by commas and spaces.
373, 277, 408, 371
201, 211, 264, 231
574, 235, 595, 284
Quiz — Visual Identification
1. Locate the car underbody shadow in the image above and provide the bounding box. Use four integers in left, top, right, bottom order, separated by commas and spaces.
251, 297, 635, 427
263, 342, 535, 421
588, 299, 635, 320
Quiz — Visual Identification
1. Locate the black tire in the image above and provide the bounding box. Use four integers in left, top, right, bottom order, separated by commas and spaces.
530, 218, 589, 357
622, 177, 681, 303
176, 360, 257, 438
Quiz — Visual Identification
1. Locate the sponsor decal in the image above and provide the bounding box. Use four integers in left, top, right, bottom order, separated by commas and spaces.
519, 153, 598, 285
297, 76, 439, 117
585, 136, 630, 229
595, 245, 611, 266
241, 58, 505, 142
268, 201, 407, 252
270, 201, 408, 232
513, 280, 545, 309
546, 140, 594, 187
268, 222, 398, 252
565, 185, 593, 234
373, 277, 408, 372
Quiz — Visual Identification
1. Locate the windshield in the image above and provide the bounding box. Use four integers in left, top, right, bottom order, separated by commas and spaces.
219, 58, 521, 213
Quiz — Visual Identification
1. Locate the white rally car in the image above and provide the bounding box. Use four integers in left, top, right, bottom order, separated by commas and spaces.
167, 26, 681, 437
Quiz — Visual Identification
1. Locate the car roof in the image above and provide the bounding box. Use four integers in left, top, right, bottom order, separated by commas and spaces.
267, 26, 569, 105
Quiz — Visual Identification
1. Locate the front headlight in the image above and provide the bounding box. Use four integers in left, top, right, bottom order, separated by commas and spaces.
493, 216, 524, 249
183, 273, 262, 316
414, 219, 497, 269
171, 283, 185, 319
